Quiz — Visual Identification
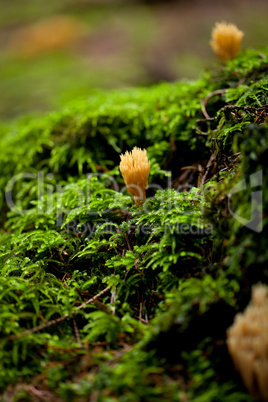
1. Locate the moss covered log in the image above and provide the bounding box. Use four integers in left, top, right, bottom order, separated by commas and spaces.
0, 47, 268, 401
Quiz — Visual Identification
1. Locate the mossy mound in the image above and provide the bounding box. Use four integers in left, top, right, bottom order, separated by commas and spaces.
0, 47, 268, 401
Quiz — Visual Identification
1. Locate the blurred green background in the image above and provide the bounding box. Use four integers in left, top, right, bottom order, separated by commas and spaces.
0, 0, 267, 121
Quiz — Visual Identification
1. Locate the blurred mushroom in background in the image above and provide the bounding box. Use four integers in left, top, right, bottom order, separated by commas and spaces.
9, 15, 85, 57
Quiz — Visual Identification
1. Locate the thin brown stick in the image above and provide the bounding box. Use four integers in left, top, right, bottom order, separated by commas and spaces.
124, 232, 132, 251
8, 286, 111, 341
73, 318, 82, 348
200, 89, 227, 119
200, 98, 214, 120
201, 151, 217, 186
181, 166, 202, 172
76, 286, 110, 312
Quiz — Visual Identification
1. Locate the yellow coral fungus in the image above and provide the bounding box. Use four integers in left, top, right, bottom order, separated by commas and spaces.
227, 284, 268, 401
210, 22, 244, 61
119, 147, 150, 206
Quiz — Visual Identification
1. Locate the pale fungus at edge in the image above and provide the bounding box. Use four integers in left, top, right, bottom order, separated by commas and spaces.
227, 284, 268, 401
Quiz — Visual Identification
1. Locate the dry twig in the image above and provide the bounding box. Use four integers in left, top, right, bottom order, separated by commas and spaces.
8, 286, 111, 341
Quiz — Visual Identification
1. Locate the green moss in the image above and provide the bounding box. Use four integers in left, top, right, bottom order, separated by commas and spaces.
0, 47, 268, 400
